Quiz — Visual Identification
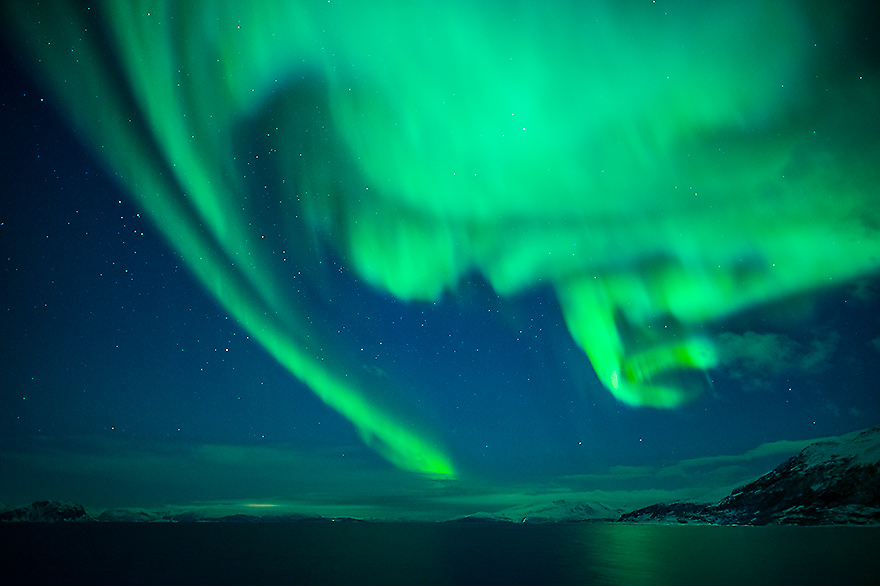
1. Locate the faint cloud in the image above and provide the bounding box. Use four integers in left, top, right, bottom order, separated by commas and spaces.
800, 333, 839, 369
716, 332, 793, 379
663, 437, 825, 473
716, 330, 838, 391
822, 400, 841, 418
563, 434, 832, 502
606, 465, 654, 478
851, 278, 879, 302
362, 364, 389, 378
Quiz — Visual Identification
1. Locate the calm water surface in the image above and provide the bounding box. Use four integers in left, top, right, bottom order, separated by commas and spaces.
2, 523, 878, 585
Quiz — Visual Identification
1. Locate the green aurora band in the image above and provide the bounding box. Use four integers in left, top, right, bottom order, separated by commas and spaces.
5, 1, 879, 474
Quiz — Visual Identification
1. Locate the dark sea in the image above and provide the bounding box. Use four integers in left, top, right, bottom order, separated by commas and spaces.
2, 522, 878, 585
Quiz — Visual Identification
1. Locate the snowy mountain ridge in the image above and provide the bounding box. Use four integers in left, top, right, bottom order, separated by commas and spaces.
3, 426, 879, 524
621, 424, 880, 525
798, 426, 880, 468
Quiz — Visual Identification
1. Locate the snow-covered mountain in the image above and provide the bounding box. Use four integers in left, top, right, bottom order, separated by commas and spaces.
620, 425, 880, 525
448, 500, 623, 524
4, 426, 878, 525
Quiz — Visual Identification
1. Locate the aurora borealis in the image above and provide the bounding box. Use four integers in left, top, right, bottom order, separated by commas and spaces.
2, 1, 879, 516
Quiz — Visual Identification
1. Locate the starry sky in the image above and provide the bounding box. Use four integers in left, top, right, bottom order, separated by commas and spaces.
1, 1, 879, 519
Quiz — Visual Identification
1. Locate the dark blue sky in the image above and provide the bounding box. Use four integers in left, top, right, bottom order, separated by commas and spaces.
1, 2, 879, 518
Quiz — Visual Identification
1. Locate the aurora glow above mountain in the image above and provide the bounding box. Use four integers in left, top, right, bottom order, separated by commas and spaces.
1, 1, 879, 516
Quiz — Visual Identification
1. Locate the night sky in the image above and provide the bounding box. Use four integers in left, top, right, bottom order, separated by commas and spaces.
2, 1, 879, 520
